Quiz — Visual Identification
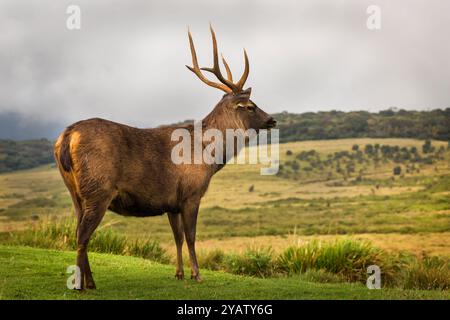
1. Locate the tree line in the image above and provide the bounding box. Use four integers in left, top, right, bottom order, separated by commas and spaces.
0, 108, 449, 173
0, 139, 54, 173
274, 108, 450, 143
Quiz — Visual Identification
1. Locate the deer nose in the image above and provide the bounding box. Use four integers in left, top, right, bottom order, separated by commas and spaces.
266, 117, 277, 128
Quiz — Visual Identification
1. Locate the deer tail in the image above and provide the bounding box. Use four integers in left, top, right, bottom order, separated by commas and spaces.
55, 127, 74, 172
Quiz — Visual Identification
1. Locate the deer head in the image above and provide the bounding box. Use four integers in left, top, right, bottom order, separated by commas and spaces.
187, 25, 276, 132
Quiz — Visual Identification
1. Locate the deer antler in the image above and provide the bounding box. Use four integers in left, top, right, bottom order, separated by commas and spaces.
221, 54, 233, 82
186, 25, 250, 94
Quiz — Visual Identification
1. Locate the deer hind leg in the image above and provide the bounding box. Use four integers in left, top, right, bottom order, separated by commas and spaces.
75, 198, 109, 290
181, 201, 201, 282
168, 212, 185, 280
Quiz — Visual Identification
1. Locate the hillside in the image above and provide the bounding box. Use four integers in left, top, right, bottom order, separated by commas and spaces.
274, 109, 450, 143
0, 139, 54, 173
1, 109, 449, 173
0, 246, 447, 300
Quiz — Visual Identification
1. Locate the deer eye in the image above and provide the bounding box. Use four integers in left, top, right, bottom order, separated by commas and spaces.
236, 103, 255, 112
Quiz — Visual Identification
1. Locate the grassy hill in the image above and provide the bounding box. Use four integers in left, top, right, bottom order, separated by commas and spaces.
0, 245, 448, 300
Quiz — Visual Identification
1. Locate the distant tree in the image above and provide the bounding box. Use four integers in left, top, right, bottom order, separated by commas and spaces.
381, 145, 393, 158
274, 109, 449, 143
352, 144, 359, 151
379, 109, 395, 117
346, 162, 355, 175
286, 150, 293, 156
0, 139, 54, 173
393, 166, 402, 175
364, 144, 374, 156
422, 140, 432, 154
291, 161, 300, 172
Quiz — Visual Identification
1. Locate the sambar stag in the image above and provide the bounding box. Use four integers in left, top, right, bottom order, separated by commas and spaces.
54, 26, 276, 289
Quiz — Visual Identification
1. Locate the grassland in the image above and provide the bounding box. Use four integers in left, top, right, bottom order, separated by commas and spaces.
1, 245, 448, 300
1, 138, 448, 250
0, 138, 448, 299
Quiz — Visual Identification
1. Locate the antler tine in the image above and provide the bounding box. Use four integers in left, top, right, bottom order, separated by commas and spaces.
186, 25, 250, 94
186, 28, 232, 93
221, 54, 233, 82
235, 49, 250, 91
200, 25, 238, 92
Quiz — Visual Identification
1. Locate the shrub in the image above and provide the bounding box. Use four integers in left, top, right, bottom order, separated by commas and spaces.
224, 248, 274, 277
291, 161, 300, 172
364, 144, 374, 155
422, 140, 433, 153
127, 238, 169, 263
198, 249, 226, 271
401, 255, 449, 290
276, 239, 393, 283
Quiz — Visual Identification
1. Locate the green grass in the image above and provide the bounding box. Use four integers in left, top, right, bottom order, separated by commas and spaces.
4, 220, 448, 291
0, 245, 448, 300
3, 219, 169, 263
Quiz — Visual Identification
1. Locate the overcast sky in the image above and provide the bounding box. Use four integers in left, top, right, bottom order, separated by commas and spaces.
0, 0, 449, 131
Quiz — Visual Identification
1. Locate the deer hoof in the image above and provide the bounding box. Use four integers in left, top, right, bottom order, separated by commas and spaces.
85, 281, 96, 289
175, 273, 184, 280
191, 274, 202, 282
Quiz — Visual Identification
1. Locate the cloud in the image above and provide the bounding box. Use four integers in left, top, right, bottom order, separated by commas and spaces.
0, 0, 449, 130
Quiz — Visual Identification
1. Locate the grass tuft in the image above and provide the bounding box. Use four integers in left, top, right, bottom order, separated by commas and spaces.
276, 239, 397, 283
402, 255, 449, 290
224, 247, 274, 278
4, 218, 169, 263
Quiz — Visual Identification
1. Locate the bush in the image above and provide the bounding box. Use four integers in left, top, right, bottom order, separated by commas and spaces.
198, 249, 226, 271
276, 239, 393, 283
393, 166, 402, 175
291, 161, 300, 172
224, 248, 274, 277
401, 255, 449, 290
422, 140, 433, 154
127, 238, 169, 263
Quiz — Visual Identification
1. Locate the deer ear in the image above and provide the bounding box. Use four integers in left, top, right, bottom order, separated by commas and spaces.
240, 87, 252, 97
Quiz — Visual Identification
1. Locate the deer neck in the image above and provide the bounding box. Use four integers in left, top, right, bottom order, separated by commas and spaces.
202, 109, 247, 170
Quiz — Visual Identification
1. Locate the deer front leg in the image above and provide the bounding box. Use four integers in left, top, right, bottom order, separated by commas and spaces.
168, 212, 185, 280
181, 201, 201, 282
